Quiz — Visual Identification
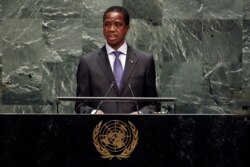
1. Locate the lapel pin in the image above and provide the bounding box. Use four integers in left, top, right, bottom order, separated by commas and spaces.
130, 60, 134, 64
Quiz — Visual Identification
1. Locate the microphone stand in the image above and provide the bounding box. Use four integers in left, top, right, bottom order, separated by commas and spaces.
95, 82, 115, 114
128, 82, 140, 112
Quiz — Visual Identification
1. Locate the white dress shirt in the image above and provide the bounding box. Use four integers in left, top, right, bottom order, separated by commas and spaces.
105, 42, 127, 71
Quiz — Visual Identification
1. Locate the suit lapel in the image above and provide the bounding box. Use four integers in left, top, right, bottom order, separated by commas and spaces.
96, 46, 117, 87
120, 46, 138, 93
96, 45, 138, 94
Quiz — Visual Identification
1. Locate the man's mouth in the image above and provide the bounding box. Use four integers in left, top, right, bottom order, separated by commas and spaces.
108, 35, 117, 40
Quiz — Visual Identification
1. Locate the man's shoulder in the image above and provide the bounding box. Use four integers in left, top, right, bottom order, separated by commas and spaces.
128, 45, 150, 57
135, 49, 150, 57
130, 48, 152, 62
79, 47, 104, 61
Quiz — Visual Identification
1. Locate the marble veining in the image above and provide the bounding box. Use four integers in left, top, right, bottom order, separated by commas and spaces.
0, 0, 249, 114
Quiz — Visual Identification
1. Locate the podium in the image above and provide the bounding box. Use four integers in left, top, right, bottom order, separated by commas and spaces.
0, 114, 250, 167
56, 96, 177, 114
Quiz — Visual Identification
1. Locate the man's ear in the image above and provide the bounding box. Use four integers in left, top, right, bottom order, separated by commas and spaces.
126, 25, 130, 30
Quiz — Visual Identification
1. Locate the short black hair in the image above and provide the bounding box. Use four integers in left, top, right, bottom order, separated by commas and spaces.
103, 6, 130, 26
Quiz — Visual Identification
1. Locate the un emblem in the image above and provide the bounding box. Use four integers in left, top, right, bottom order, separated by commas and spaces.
93, 120, 138, 160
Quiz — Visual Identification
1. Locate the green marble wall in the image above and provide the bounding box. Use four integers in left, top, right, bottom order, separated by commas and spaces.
0, 0, 249, 114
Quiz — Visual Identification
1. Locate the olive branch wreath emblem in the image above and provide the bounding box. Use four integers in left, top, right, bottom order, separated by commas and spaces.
93, 120, 138, 160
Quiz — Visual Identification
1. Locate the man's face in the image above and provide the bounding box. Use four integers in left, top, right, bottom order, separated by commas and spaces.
103, 11, 129, 50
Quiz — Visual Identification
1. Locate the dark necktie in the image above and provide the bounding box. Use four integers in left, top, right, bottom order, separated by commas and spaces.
113, 51, 123, 89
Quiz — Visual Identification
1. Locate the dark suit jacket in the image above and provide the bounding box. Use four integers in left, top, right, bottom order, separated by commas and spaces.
75, 45, 160, 114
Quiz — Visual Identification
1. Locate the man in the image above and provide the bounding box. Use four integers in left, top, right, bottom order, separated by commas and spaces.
75, 6, 160, 114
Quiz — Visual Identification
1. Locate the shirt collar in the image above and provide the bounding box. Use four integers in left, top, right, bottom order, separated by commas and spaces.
106, 42, 127, 55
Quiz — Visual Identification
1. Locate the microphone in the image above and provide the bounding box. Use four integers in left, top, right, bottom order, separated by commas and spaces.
127, 81, 140, 112
95, 82, 115, 113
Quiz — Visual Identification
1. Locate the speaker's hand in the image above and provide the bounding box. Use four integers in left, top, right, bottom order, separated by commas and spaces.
95, 110, 104, 114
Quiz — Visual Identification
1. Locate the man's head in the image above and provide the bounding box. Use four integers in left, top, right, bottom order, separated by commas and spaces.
103, 6, 130, 50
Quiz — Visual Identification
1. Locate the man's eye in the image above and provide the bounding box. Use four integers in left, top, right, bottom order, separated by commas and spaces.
104, 23, 111, 27
115, 23, 122, 28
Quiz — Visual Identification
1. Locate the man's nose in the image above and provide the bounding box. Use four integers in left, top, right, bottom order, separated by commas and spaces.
109, 24, 116, 31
